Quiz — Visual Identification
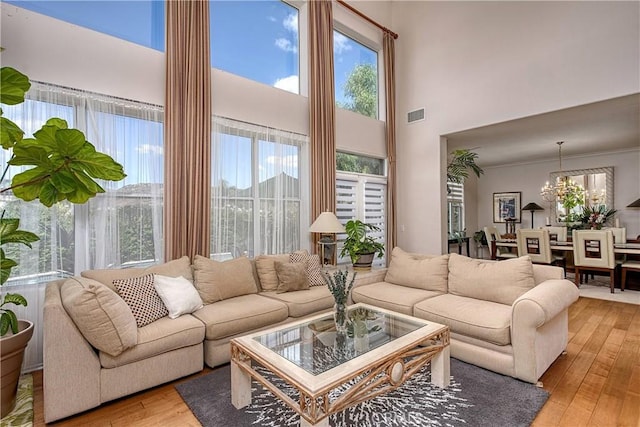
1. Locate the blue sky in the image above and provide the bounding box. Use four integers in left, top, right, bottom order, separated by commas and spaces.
8, 0, 377, 105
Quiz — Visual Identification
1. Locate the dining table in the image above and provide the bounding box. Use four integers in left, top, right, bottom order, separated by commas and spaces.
490, 239, 640, 260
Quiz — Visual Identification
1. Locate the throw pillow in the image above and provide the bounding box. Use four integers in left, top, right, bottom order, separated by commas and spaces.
448, 253, 536, 305
113, 273, 169, 327
385, 247, 449, 292
81, 256, 193, 292
275, 261, 310, 293
255, 254, 290, 291
153, 274, 204, 319
290, 250, 326, 287
60, 277, 137, 357
192, 255, 258, 303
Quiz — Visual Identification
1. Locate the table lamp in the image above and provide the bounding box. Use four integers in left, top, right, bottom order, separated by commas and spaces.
309, 212, 345, 266
522, 202, 544, 227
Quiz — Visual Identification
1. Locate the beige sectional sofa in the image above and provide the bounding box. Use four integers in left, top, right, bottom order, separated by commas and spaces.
352, 248, 580, 384
43, 252, 389, 423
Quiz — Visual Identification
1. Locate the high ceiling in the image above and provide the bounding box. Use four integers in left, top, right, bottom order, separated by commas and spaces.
445, 94, 640, 168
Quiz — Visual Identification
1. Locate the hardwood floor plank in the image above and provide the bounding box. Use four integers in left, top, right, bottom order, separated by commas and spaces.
31, 297, 640, 427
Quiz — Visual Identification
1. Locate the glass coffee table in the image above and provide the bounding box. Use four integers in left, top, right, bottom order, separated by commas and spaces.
230, 303, 450, 427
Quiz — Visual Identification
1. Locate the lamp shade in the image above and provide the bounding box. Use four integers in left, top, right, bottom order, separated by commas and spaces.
627, 198, 640, 208
522, 202, 544, 211
309, 212, 345, 233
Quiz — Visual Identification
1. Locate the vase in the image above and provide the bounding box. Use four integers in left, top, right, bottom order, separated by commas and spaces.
1, 320, 34, 418
334, 302, 348, 335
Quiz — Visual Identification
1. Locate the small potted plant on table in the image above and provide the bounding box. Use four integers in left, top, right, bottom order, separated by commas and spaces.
340, 219, 385, 271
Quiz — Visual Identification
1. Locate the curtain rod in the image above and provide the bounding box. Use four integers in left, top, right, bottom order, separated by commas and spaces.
335, 0, 398, 40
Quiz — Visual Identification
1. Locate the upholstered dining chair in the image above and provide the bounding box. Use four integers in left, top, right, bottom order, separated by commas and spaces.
542, 226, 568, 242
517, 229, 566, 274
602, 227, 626, 244
484, 226, 517, 260
572, 229, 616, 293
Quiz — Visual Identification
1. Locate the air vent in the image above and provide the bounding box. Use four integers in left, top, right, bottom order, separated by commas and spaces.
407, 108, 425, 123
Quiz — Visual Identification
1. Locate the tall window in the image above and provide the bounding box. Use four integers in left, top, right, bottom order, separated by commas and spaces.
210, 0, 300, 94
336, 152, 386, 267
211, 117, 307, 259
0, 83, 164, 284
447, 182, 465, 237
333, 30, 378, 119
6, 0, 165, 51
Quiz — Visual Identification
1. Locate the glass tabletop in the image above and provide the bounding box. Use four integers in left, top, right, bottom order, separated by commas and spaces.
253, 305, 426, 375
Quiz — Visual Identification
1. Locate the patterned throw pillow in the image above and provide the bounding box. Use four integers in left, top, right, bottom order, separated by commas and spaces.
290, 250, 326, 287
113, 273, 169, 327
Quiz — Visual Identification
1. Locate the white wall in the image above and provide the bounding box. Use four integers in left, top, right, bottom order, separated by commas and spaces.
477, 148, 640, 238
392, 1, 640, 253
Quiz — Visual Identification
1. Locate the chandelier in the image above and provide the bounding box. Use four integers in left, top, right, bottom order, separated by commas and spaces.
540, 141, 585, 208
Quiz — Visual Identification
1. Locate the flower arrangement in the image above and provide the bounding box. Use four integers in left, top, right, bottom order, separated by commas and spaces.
580, 205, 617, 230
323, 269, 357, 334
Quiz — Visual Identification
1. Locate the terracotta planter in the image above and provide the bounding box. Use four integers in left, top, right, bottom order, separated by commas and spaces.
353, 252, 375, 271
1, 320, 34, 418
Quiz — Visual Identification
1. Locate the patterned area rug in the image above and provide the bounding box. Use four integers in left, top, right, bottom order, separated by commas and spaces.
0, 374, 33, 427
176, 359, 548, 427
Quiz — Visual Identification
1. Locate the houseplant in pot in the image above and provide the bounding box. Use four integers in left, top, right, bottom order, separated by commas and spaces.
340, 219, 385, 271
0, 65, 126, 417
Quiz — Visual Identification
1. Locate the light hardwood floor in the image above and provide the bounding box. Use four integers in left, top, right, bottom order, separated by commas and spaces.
31, 296, 640, 426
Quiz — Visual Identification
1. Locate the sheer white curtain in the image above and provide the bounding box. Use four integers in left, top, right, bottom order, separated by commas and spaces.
211, 116, 308, 258
0, 82, 164, 370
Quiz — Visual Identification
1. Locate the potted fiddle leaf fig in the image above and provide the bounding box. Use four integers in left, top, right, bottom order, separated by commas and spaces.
0, 65, 126, 417
340, 219, 385, 271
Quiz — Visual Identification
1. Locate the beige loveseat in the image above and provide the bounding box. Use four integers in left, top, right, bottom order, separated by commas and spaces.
43, 252, 388, 423
352, 248, 580, 384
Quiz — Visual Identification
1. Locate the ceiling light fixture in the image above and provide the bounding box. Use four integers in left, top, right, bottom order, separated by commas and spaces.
540, 141, 586, 218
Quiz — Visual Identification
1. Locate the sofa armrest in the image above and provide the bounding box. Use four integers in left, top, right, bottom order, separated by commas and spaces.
43, 280, 102, 423
510, 279, 579, 383
513, 279, 579, 327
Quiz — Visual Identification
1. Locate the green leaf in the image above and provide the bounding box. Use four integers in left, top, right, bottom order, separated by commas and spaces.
72, 169, 103, 194
32, 125, 59, 151
45, 117, 68, 129
10, 167, 49, 201
1, 230, 39, 247
0, 218, 20, 236
0, 67, 31, 105
9, 144, 53, 168
73, 144, 126, 181
0, 116, 24, 149
3, 293, 28, 307
66, 188, 93, 205
38, 181, 59, 207
54, 128, 86, 157
0, 314, 11, 336
50, 170, 78, 194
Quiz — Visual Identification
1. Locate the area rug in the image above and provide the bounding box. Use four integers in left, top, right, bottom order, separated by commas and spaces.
0, 374, 33, 427
176, 359, 548, 427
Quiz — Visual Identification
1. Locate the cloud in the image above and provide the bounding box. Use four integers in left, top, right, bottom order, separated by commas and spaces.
136, 144, 163, 155
275, 38, 297, 53
273, 75, 299, 94
283, 13, 297, 34
267, 16, 276, 23
334, 32, 352, 55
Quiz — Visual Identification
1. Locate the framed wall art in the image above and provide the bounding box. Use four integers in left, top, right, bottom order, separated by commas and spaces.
493, 192, 521, 223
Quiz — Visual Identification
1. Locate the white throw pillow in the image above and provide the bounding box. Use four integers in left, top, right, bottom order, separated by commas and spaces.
153, 274, 204, 319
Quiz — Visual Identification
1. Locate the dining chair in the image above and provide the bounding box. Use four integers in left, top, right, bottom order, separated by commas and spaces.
620, 260, 640, 291
484, 226, 517, 260
572, 229, 616, 293
602, 227, 626, 244
542, 226, 567, 242
517, 229, 566, 273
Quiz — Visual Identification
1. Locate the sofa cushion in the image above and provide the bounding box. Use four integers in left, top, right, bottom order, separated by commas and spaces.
113, 274, 169, 327
448, 253, 535, 306
385, 247, 449, 292
99, 314, 205, 368
153, 275, 203, 319
60, 277, 137, 357
290, 250, 325, 287
351, 281, 442, 315
81, 256, 193, 292
192, 294, 288, 340
414, 294, 512, 346
254, 254, 291, 291
275, 261, 310, 293
261, 286, 334, 318
192, 255, 258, 303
